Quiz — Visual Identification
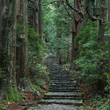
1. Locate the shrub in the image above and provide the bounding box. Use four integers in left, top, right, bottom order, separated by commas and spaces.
74, 20, 109, 96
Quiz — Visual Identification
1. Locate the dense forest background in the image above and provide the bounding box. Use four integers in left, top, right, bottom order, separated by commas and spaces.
0, 0, 110, 109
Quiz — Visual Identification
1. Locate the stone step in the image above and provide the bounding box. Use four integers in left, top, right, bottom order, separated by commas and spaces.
52, 74, 71, 76
43, 97, 81, 100
51, 72, 69, 74
39, 56, 83, 110
51, 77, 73, 80
52, 71, 70, 73
51, 82, 76, 85
50, 87, 76, 90
51, 84, 76, 87
52, 75, 72, 77
28, 104, 83, 110
51, 80, 75, 82
38, 99, 83, 106
43, 93, 82, 100
49, 87, 79, 90
51, 79, 75, 82
49, 89, 79, 92
44, 92, 81, 96
50, 68, 61, 71
50, 84, 76, 87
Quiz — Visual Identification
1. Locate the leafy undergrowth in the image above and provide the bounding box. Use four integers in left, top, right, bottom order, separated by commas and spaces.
72, 70, 110, 110
0, 65, 50, 110
73, 73, 110, 110
83, 95, 110, 110
0, 84, 49, 110
64, 64, 110, 110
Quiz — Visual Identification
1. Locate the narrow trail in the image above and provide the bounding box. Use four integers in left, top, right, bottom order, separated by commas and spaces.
28, 55, 83, 110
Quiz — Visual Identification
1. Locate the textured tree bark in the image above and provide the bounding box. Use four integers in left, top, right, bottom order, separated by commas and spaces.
83, 0, 89, 28
70, 0, 81, 70
8, 0, 17, 91
16, 0, 21, 88
38, 0, 42, 39
108, 0, 110, 75
0, 0, 19, 100
28, 0, 39, 32
16, 0, 30, 90
108, 0, 110, 98
33, 0, 39, 32
98, 0, 106, 43
0, 0, 8, 99
0, 0, 8, 50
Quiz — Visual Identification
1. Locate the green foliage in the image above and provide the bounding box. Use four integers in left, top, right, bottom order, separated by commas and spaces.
19, 89, 26, 99
75, 20, 98, 57
28, 26, 48, 64
16, 24, 26, 35
16, 24, 27, 48
28, 27, 41, 52
28, 22, 49, 95
97, 99, 110, 110
30, 64, 49, 95
42, 1, 72, 63
6, 88, 21, 102
0, 104, 7, 110
34, 79, 47, 90
35, 64, 49, 79
30, 63, 49, 88
74, 20, 108, 95
84, 95, 110, 110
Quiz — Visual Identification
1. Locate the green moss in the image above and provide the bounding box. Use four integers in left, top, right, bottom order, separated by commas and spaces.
6, 88, 21, 102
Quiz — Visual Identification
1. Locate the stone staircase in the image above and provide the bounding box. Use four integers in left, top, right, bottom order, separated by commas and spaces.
28, 55, 83, 110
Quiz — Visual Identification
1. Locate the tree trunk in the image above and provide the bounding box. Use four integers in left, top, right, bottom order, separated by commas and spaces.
98, 0, 106, 43
108, 0, 110, 98
0, 0, 8, 99
108, 0, 110, 74
16, 0, 30, 90
70, 0, 81, 70
28, 0, 39, 32
7, 0, 20, 101
34, 0, 39, 32
38, 0, 42, 39
0, 0, 8, 50
83, 0, 89, 27
0, 0, 21, 101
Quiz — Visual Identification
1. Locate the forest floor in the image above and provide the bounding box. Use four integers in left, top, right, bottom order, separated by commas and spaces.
0, 74, 49, 110
0, 85, 49, 110
0, 55, 102, 110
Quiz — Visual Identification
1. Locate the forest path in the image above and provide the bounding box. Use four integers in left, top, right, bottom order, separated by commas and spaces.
28, 55, 83, 110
